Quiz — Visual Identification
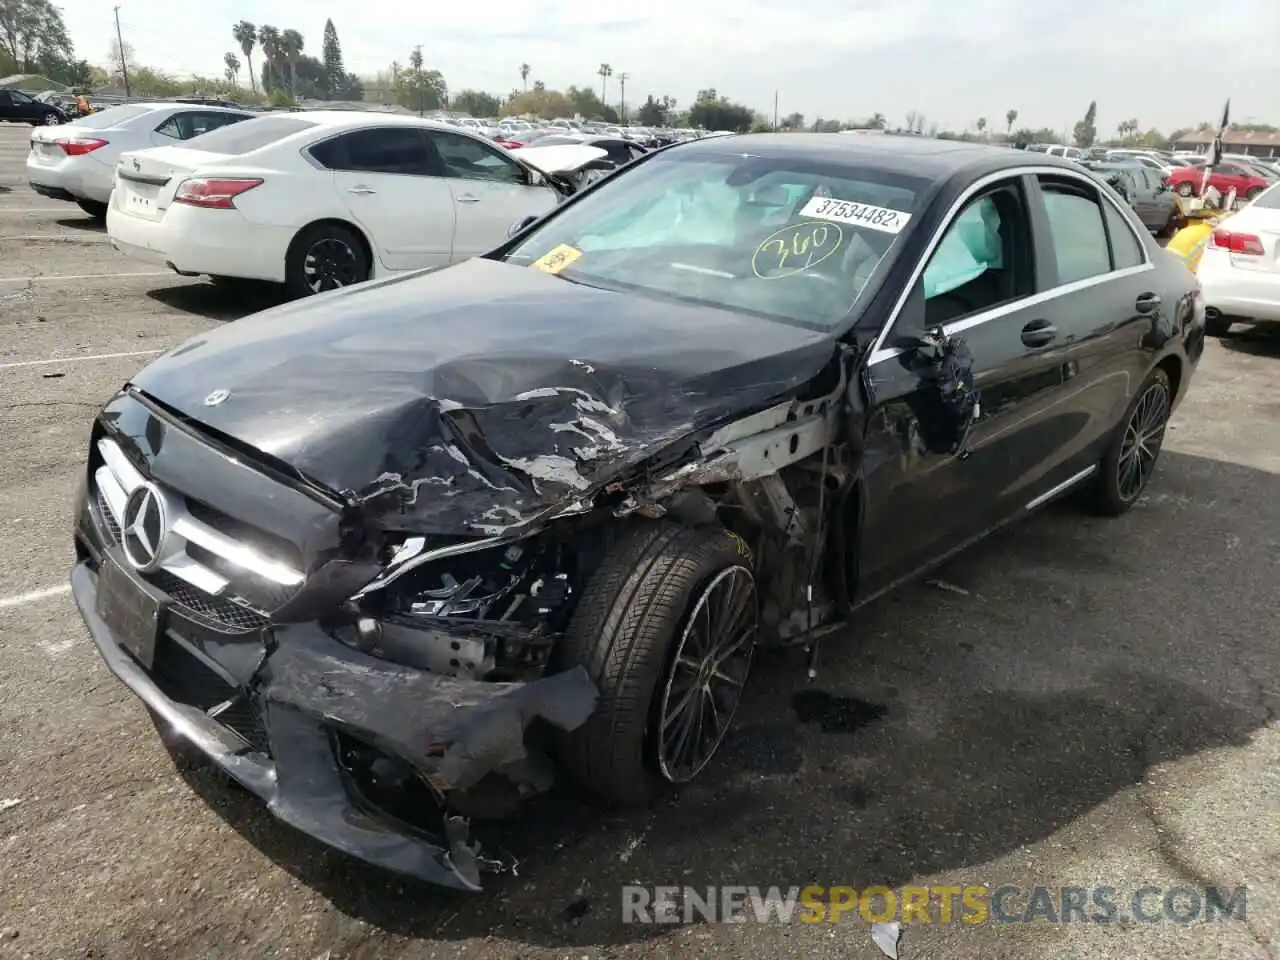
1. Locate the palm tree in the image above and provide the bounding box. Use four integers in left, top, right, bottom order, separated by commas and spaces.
232, 22, 257, 95
280, 29, 304, 99
976, 117, 987, 138
223, 51, 241, 88
520, 62, 530, 91
257, 25, 281, 92
869, 112, 885, 130
1005, 108, 1017, 134
598, 63, 612, 104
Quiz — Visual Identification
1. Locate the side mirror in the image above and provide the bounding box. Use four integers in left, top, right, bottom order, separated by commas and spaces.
525, 168, 546, 187
507, 214, 539, 239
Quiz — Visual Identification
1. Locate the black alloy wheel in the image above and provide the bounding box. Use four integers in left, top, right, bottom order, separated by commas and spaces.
1089, 367, 1172, 516
285, 223, 369, 298
654, 565, 757, 784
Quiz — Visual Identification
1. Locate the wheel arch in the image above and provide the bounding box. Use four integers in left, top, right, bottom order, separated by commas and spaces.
1155, 353, 1183, 405
286, 217, 377, 275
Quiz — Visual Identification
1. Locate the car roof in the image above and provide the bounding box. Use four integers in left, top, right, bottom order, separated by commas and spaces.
244, 110, 476, 135
668, 132, 1087, 181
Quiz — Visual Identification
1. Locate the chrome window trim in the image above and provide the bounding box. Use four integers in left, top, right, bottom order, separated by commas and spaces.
866, 164, 1153, 366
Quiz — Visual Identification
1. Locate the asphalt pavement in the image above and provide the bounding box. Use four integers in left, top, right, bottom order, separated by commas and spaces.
0, 122, 1277, 960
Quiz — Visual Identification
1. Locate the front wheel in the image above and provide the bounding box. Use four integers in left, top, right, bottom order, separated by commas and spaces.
557, 523, 758, 805
1087, 367, 1172, 516
41, 112, 62, 126
284, 223, 369, 298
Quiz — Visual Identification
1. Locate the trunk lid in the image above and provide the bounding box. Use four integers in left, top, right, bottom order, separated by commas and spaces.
113, 145, 230, 222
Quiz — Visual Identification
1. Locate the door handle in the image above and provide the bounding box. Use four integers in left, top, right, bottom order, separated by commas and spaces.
1134, 292, 1161, 315
1020, 319, 1057, 348
455, 194, 480, 203
347, 185, 376, 195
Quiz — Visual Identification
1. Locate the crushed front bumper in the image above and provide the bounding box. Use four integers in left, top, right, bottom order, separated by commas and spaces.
71, 558, 597, 891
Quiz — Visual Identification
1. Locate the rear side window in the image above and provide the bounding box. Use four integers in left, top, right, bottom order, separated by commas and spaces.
1101, 199, 1144, 270
309, 128, 436, 175
178, 116, 316, 154
1039, 179, 1112, 284
72, 104, 155, 128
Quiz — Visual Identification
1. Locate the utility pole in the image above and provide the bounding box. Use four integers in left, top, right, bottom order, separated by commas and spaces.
773, 90, 778, 131
113, 5, 131, 97
413, 44, 423, 116
617, 72, 628, 123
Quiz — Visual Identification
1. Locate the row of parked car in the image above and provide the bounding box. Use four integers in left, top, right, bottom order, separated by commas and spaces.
26, 102, 644, 295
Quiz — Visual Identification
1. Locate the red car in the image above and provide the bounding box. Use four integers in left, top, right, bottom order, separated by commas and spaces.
1168, 161, 1271, 200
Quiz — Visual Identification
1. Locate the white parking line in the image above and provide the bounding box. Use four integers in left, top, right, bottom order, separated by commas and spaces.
0, 271, 169, 283
0, 349, 163, 370
0, 584, 71, 610
0, 207, 80, 214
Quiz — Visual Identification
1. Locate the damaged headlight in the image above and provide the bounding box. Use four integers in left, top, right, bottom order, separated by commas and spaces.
328, 535, 573, 683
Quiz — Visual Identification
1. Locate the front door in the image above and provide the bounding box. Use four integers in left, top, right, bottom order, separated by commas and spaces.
426, 129, 559, 259
857, 176, 1072, 592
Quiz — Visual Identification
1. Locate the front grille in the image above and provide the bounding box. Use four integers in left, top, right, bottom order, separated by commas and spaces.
151, 637, 271, 756
89, 436, 305, 633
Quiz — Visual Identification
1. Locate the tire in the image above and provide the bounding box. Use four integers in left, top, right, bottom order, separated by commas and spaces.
557, 522, 758, 805
75, 198, 108, 220
41, 112, 62, 126
1087, 367, 1172, 517
1176, 182, 1195, 197
284, 223, 369, 298
1246, 187, 1263, 201
1204, 312, 1233, 337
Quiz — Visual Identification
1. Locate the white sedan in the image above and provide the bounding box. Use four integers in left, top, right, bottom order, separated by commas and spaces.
26, 102, 254, 219
107, 111, 607, 297
1196, 181, 1280, 336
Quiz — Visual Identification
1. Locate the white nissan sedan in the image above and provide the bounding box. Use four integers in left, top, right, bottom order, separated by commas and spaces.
1196, 181, 1280, 336
27, 102, 254, 219
107, 111, 606, 297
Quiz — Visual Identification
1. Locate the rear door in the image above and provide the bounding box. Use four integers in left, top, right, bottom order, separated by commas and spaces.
859, 174, 1071, 589
1024, 171, 1158, 482
425, 129, 558, 258
311, 126, 456, 271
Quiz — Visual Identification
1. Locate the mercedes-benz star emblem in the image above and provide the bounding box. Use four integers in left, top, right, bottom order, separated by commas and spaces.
120, 483, 169, 572
204, 388, 229, 406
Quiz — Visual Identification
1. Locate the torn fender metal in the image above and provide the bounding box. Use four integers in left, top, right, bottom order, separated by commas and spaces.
511, 143, 610, 177
127, 257, 839, 537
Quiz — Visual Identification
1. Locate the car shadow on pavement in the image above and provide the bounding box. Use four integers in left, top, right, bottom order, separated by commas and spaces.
146, 280, 289, 322
168, 449, 1279, 949
54, 217, 104, 233
1218, 324, 1280, 358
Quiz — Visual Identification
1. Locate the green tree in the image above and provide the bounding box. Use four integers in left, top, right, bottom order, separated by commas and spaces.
688, 88, 753, 132
321, 19, 343, 99
257, 25, 281, 92
1005, 108, 1017, 134
395, 50, 447, 113
597, 62, 611, 103
976, 117, 987, 137
223, 51, 240, 87
280, 28, 303, 99
0, 0, 71, 72
232, 21, 257, 95
1072, 100, 1097, 147
453, 89, 501, 117
636, 94, 671, 127
519, 62, 529, 91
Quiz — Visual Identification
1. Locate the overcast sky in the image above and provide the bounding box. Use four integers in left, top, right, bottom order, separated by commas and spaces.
57, 0, 1280, 135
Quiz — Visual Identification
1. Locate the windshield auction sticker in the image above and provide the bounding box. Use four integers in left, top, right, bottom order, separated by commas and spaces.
752, 222, 844, 279
531, 244, 584, 274
799, 197, 911, 234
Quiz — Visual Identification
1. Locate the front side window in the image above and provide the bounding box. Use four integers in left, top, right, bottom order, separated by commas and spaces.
920, 184, 1033, 328
1039, 178, 1112, 284
504, 150, 926, 331
430, 130, 525, 184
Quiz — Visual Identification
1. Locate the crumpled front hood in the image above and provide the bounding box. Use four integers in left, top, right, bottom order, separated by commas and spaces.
131, 258, 835, 534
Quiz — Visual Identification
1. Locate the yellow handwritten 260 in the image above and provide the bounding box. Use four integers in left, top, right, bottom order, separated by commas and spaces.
751, 222, 844, 279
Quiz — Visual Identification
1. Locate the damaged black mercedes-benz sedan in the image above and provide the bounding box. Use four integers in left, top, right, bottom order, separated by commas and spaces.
71, 133, 1205, 890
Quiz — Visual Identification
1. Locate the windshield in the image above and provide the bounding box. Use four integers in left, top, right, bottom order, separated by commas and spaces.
178, 115, 316, 154
503, 149, 926, 330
